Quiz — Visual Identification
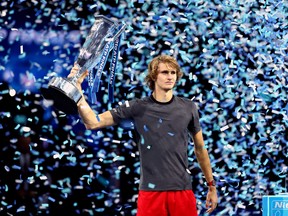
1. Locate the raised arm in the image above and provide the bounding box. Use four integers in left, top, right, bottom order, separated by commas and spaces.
68, 66, 116, 130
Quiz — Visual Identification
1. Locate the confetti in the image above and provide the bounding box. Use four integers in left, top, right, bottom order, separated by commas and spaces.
0, 1, 286, 215
148, 183, 155, 189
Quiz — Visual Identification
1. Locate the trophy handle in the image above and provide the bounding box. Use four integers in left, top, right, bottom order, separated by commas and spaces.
112, 22, 127, 42
93, 15, 126, 42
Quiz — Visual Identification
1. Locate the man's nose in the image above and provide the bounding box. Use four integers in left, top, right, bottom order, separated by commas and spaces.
167, 72, 174, 78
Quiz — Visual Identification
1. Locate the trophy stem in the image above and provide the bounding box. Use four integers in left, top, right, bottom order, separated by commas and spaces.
69, 75, 79, 85
68, 64, 84, 85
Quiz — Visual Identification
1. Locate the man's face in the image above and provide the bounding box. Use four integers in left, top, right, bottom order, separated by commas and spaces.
154, 62, 177, 91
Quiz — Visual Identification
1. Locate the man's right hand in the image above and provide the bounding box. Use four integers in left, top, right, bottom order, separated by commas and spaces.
67, 65, 89, 91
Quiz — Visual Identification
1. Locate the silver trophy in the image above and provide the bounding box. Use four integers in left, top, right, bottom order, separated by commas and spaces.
41, 15, 126, 114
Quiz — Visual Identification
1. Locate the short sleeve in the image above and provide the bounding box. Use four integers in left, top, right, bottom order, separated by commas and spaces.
188, 102, 201, 135
109, 100, 137, 124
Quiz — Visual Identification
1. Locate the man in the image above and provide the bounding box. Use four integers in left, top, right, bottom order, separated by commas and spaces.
68, 55, 218, 215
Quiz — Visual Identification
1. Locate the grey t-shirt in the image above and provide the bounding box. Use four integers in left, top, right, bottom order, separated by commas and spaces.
110, 95, 201, 191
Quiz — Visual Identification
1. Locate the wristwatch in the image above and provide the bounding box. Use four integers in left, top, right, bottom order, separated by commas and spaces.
207, 180, 216, 187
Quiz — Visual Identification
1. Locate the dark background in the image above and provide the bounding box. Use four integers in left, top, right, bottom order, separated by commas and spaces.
0, 0, 287, 215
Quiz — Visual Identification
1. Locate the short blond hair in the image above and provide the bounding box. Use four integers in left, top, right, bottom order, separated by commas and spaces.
145, 55, 183, 91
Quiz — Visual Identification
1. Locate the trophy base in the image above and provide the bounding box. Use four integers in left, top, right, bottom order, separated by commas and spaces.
41, 77, 82, 115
